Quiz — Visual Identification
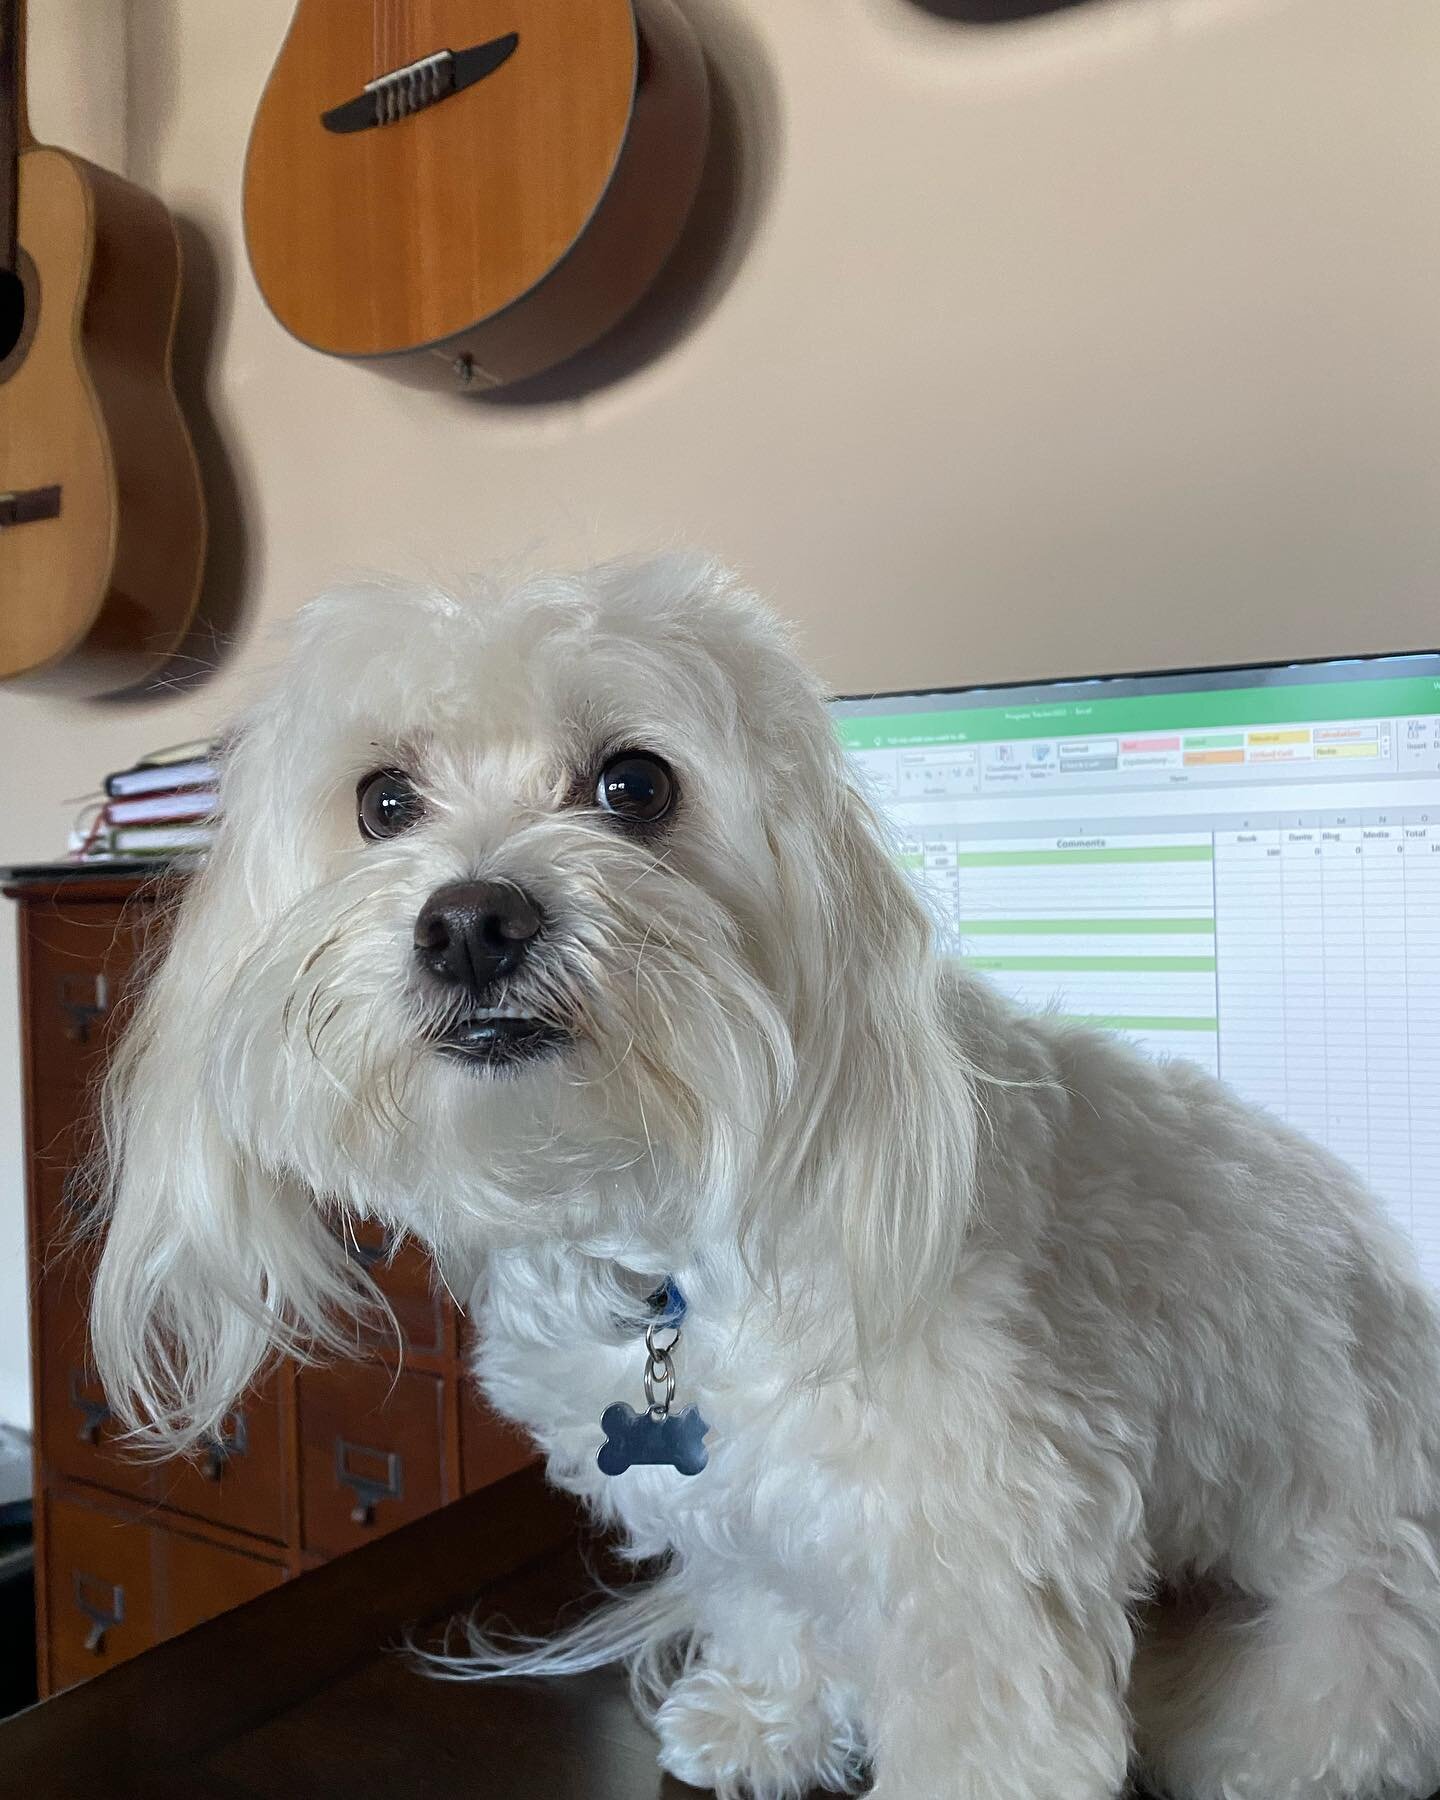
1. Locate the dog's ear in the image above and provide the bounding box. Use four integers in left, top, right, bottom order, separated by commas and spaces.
90, 821, 379, 1456
757, 764, 981, 1364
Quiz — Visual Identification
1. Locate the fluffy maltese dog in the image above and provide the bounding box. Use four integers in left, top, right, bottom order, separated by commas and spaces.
93, 557, 1440, 1800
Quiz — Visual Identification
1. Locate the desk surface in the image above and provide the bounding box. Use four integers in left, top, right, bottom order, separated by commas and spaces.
1, 1465, 1255, 1800
0, 1466, 713, 1800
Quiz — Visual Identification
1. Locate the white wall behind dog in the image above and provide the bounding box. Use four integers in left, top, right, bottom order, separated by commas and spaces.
1, 0, 1436, 1429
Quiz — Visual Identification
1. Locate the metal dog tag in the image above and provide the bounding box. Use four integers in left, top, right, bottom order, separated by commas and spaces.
597, 1290, 709, 1477
597, 1402, 709, 1477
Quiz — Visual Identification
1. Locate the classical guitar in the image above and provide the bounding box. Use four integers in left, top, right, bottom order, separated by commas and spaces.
0, 0, 206, 695
244, 0, 709, 390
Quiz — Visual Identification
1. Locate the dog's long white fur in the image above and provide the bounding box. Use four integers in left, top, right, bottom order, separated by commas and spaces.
93, 556, 1440, 1799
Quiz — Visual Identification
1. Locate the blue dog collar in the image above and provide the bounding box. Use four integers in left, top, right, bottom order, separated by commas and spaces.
646, 1277, 687, 1328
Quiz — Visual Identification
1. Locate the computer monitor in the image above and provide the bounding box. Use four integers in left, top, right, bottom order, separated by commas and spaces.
833, 651, 1440, 1289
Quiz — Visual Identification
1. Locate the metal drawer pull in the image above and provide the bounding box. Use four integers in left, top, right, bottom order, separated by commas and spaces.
56, 971, 109, 1045
335, 1438, 403, 1526
199, 1409, 249, 1481
68, 1366, 112, 1444
348, 1226, 399, 1271
73, 1571, 124, 1655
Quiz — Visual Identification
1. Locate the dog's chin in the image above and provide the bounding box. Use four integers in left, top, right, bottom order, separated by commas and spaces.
430, 1012, 570, 1076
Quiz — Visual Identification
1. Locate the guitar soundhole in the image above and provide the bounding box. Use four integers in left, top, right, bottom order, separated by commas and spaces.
0, 251, 37, 381
0, 268, 24, 363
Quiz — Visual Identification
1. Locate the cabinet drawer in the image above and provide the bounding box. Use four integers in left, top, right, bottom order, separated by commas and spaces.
34, 1229, 149, 1507
156, 1526, 286, 1639
24, 906, 149, 1091
44, 1494, 155, 1688
347, 1221, 453, 1360
28, 1095, 112, 1239
44, 1493, 284, 1693
36, 1252, 288, 1541
36, 1347, 152, 1509
147, 1381, 288, 1543
461, 1383, 535, 1494
298, 1363, 447, 1557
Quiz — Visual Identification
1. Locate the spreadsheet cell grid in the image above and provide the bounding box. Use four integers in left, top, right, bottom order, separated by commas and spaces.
837, 652, 1440, 1290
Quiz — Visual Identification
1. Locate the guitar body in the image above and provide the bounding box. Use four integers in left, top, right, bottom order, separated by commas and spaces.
0, 147, 206, 693
244, 0, 709, 389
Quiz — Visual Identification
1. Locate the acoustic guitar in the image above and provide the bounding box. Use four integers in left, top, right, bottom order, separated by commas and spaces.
244, 0, 710, 391
0, 0, 206, 696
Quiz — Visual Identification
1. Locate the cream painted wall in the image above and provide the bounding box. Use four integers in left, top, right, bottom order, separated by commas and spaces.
2, 0, 1437, 1427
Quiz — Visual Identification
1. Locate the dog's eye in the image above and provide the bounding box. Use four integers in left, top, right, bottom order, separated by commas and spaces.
595, 753, 676, 825
357, 768, 424, 841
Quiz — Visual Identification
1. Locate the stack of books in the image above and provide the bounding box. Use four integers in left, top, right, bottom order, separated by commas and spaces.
70, 743, 219, 864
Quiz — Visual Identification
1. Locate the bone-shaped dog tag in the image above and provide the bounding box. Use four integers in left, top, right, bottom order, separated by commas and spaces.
597, 1402, 709, 1477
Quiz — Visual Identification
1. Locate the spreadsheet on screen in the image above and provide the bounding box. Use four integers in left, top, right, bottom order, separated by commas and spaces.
833, 653, 1440, 1289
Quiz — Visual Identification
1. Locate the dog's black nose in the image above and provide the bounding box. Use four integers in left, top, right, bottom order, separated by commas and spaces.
413, 880, 543, 996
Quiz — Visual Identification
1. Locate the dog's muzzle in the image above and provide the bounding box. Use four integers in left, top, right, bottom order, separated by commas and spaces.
413, 879, 568, 1071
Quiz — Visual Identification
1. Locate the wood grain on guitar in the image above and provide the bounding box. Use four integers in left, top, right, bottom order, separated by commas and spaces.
243, 0, 710, 390
0, 0, 206, 697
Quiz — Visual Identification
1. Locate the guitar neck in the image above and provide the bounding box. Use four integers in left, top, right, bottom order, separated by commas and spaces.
0, 0, 25, 273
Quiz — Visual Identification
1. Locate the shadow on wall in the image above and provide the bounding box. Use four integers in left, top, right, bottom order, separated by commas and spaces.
100, 0, 258, 704
103, 211, 257, 706
476, 0, 782, 409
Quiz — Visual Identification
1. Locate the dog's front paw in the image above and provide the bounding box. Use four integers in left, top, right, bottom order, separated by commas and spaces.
654, 1666, 863, 1800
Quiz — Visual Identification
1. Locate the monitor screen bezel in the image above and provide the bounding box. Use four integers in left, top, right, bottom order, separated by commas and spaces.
830, 646, 1440, 716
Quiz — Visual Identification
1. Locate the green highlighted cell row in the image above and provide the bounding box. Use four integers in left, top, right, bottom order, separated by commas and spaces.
962, 954, 1217, 973
952, 846, 1214, 866
1058, 1015, 1219, 1032
959, 917, 1215, 936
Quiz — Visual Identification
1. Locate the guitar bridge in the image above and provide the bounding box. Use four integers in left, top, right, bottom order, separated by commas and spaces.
0, 485, 61, 530
365, 50, 455, 126
321, 34, 520, 135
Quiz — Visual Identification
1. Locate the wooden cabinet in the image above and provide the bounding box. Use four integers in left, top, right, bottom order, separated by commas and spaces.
7, 873, 536, 1697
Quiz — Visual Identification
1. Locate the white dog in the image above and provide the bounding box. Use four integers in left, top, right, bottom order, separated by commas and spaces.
93, 557, 1440, 1800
